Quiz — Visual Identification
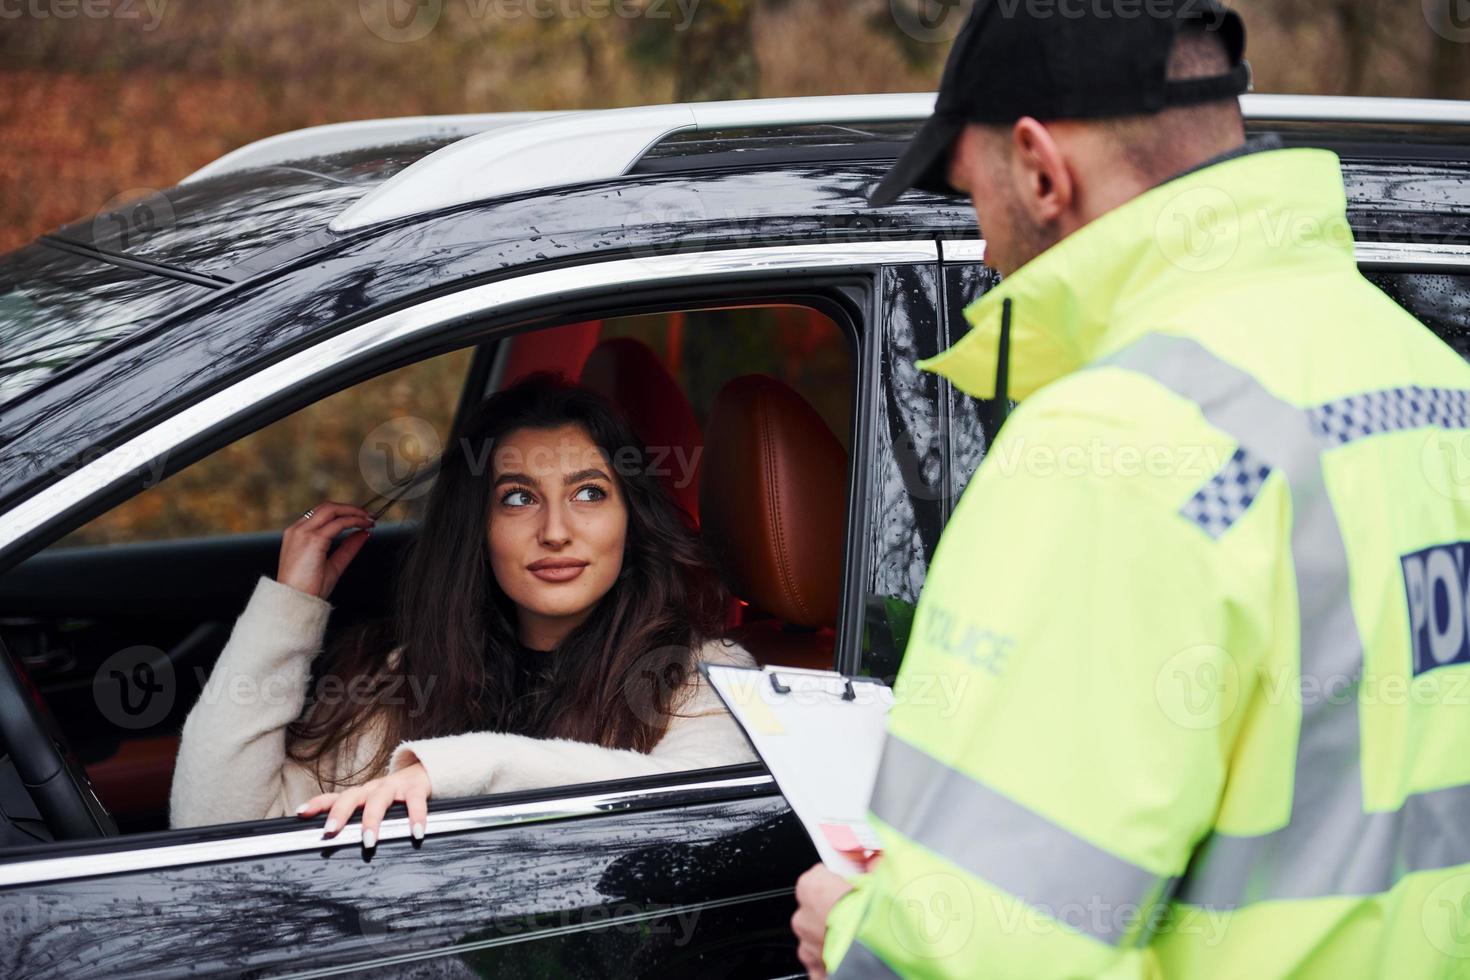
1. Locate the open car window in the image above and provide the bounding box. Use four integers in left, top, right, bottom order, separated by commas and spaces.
0, 300, 855, 843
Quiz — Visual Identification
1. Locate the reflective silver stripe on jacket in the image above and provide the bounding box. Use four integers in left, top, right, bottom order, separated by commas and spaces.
1101, 333, 1470, 910
830, 940, 901, 980
869, 734, 1174, 946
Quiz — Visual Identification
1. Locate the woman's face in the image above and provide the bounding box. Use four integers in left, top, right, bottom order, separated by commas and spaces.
486, 423, 629, 651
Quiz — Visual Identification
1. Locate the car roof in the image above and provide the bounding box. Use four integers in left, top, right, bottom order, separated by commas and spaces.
45, 138, 461, 281
17, 95, 1465, 290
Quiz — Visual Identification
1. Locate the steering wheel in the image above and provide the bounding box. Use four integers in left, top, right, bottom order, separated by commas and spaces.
0, 636, 117, 840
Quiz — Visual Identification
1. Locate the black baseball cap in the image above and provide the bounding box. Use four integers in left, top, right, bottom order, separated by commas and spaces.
869, 0, 1249, 207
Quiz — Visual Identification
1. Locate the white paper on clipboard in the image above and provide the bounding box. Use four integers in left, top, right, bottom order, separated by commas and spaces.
701, 663, 894, 880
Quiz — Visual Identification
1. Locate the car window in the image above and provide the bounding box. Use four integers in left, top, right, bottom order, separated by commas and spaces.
0, 243, 213, 409
50, 347, 477, 548
1363, 270, 1470, 360
0, 299, 855, 842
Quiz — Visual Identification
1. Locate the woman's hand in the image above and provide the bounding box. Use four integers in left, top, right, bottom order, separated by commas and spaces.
277, 501, 376, 600
296, 762, 432, 849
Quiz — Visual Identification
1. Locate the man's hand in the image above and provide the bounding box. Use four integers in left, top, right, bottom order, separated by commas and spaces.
792, 863, 856, 979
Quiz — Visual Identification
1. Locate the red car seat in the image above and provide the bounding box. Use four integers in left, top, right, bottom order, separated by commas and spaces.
699, 375, 848, 669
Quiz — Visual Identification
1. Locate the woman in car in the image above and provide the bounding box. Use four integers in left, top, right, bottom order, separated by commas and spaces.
169, 374, 757, 845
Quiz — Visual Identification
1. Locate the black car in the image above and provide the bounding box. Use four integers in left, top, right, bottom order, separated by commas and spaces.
0, 93, 1466, 978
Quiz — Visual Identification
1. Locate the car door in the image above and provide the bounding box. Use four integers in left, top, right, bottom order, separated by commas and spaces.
0, 239, 947, 979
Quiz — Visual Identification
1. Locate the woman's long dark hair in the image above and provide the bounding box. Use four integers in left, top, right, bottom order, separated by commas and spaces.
286, 373, 730, 785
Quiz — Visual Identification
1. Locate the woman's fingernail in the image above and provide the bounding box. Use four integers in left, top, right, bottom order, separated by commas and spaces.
412, 822, 425, 840
323, 818, 339, 834
362, 829, 377, 849
295, 802, 309, 815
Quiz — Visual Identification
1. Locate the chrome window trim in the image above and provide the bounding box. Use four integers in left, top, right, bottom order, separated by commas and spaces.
940, 240, 987, 264
0, 240, 939, 558
1354, 241, 1470, 270
935, 240, 1470, 271
0, 773, 778, 886
1241, 93, 1470, 126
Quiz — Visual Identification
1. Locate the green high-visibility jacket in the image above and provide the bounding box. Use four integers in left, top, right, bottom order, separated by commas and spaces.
823, 146, 1470, 979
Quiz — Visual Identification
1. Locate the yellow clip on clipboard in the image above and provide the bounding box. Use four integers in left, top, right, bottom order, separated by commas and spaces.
700, 662, 893, 880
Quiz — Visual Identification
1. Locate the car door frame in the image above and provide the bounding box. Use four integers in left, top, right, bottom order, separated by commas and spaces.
0, 239, 941, 978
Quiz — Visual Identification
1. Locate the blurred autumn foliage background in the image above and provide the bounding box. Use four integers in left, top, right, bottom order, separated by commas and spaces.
4, 0, 1470, 253
2, 0, 1467, 547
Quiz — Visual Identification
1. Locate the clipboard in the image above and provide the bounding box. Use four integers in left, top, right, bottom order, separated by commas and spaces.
700, 662, 893, 880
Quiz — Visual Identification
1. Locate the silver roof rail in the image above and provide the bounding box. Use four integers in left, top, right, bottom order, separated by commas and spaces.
329, 93, 938, 232
1241, 93, 1470, 125
327, 92, 1470, 233
181, 112, 572, 184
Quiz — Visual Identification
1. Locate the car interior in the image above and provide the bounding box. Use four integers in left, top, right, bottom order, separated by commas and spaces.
0, 302, 856, 843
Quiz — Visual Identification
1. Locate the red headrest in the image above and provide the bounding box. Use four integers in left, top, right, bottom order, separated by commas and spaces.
698, 375, 847, 628
581, 338, 703, 522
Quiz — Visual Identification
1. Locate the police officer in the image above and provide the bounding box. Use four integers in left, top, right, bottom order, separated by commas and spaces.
791, 2, 1470, 977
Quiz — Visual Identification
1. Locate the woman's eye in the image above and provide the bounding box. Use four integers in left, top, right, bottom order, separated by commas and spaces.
573, 485, 607, 503
502, 489, 534, 507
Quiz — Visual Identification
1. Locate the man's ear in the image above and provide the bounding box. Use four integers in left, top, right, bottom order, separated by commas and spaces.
1009, 117, 1074, 224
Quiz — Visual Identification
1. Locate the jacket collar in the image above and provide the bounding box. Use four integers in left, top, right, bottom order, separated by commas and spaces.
917, 146, 1355, 399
